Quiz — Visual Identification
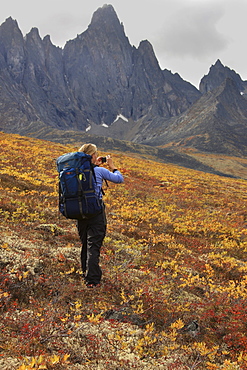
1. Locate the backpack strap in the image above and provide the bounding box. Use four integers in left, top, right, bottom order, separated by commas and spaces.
75, 167, 84, 216
91, 163, 97, 183
91, 164, 108, 196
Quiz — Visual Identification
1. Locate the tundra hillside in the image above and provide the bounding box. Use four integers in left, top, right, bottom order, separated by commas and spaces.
0, 132, 247, 370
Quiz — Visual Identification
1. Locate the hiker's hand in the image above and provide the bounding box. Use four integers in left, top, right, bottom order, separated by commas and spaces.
106, 155, 115, 170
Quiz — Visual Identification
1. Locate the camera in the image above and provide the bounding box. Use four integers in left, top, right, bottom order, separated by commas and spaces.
101, 157, 107, 163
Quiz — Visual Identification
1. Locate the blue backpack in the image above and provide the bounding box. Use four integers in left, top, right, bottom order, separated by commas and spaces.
56, 152, 102, 219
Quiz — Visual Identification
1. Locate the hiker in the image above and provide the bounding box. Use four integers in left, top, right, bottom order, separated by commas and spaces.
77, 143, 124, 288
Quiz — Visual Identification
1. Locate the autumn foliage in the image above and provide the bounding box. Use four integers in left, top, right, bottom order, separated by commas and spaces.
0, 131, 247, 369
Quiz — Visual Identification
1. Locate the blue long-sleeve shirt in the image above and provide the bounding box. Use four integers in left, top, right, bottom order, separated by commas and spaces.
94, 167, 124, 198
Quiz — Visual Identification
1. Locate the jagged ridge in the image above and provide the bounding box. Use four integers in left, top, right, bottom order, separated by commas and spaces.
0, 5, 200, 133
0, 5, 246, 158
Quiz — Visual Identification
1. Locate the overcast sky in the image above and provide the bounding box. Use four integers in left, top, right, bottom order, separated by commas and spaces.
1, 0, 246, 88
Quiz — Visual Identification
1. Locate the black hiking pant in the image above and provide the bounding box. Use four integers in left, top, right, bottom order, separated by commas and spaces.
77, 209, 106, 285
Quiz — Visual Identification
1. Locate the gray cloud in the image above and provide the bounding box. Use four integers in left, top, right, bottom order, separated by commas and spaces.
156, 2, 229, 59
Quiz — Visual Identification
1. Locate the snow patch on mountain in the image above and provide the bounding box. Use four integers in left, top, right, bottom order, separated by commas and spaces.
114, 114, 129, 123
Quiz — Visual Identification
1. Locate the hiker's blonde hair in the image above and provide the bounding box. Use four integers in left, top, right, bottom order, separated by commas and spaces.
78, 143, 97, 156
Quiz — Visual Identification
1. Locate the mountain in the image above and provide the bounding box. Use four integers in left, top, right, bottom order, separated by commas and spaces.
0, 5, 200, 135
0, 4, 246, 160
144, 78, 247, 156
199, 59, 247, 95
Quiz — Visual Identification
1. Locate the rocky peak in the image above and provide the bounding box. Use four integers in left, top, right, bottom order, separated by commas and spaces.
25, 27, 43, 45
137, 40, 159, 65
0, 17, 25, 82
199, 59, 245, 94
90, 4, 120, 27
133, 40, 162, 82
0, 17, 24, 55
215, 59, 224, 67
63, 4, 134, 126
43, 34, 54, 47
85, 4, 130, 48
0, 17, 21, 37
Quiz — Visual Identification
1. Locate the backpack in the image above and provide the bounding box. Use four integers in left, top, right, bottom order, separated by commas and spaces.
56, 151, 102, 220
